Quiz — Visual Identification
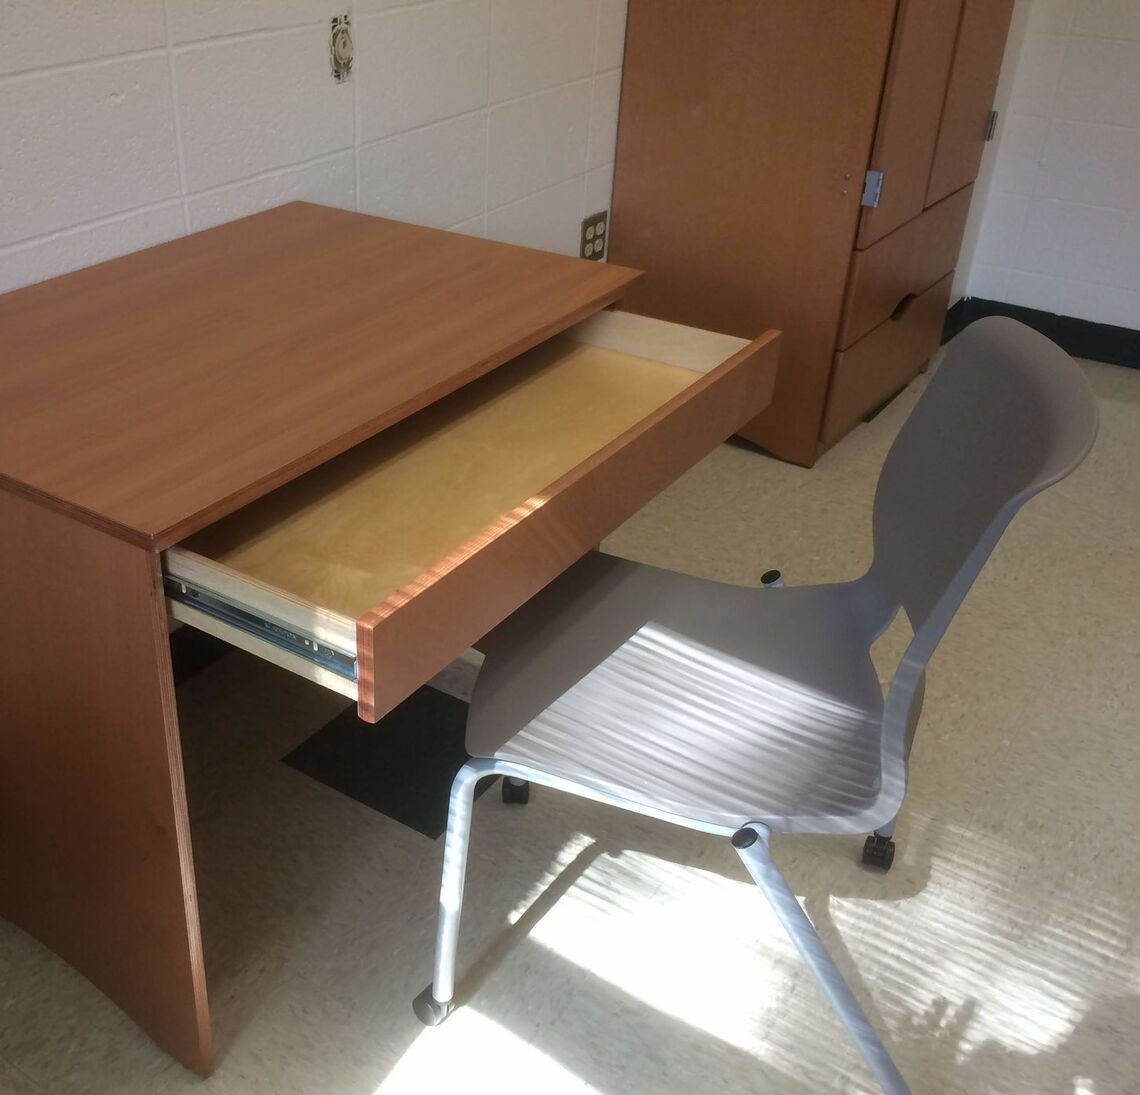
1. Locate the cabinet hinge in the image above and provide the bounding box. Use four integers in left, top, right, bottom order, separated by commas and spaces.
860, 169, 885, 208
985, 109, 999, 142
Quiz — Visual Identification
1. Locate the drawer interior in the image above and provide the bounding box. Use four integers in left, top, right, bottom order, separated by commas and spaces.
164, 312, 758, 706
180, 334, 701, 618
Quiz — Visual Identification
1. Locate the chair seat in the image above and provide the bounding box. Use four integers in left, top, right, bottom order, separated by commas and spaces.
466, 552, 888, 831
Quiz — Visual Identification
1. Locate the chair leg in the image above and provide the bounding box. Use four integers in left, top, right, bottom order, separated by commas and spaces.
413, 761, 485, 1026
732, 825, 910, 1095
501, 775, 530, 805
861, 667, 924, 869
862, 827, 896, 870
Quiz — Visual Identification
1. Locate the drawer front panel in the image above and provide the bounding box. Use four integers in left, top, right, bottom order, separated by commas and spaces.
840, 185, 971, 350
822, 272, 952, 448
356, 320, 780, 720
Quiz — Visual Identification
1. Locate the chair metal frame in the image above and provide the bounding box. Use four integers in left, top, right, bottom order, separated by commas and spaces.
417, 749, 911, 1092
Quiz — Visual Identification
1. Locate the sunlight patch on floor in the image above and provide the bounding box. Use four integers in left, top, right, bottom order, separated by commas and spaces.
372, 1009, 598, 1095
513, 848, 816, 1061
494, 805, 1140, 1090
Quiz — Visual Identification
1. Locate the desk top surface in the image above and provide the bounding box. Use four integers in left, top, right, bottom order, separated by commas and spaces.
0, 203, 640, 549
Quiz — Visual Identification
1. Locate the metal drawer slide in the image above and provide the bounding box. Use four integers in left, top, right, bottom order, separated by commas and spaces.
163, 575, 357, 683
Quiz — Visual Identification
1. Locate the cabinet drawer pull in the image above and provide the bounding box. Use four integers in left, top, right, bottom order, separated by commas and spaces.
891, 292, 917, 321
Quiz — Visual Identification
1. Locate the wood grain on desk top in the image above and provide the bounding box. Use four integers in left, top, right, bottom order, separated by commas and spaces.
0, 202, 641, 549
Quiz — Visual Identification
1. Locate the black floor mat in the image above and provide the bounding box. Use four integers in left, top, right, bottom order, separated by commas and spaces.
169, 627, 230, 684
171, 632, 483, 838
283, 685, 490, 839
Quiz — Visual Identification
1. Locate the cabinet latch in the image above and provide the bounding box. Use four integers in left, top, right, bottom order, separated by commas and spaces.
860, 169, 885, 208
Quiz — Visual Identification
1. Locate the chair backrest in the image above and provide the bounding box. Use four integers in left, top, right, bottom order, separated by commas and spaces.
860, 318, 1098, 825
868, 316, 1098, 650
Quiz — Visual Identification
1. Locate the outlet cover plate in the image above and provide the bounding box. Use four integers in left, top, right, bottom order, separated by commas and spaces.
331, 15, 353, 82
580, 211, 608, 260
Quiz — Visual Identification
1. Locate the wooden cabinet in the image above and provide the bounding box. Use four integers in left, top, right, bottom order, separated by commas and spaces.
609, 0, 1014, 465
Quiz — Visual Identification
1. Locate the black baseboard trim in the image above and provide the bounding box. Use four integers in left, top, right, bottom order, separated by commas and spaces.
943, 297, 1139, 369
941, 298, 971, 343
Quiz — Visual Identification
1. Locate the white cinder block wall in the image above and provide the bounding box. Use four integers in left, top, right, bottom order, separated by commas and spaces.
961, 0, 1140, 330
0, 0, 628, 294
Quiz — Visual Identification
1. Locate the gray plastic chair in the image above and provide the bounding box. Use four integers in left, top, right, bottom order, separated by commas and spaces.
412, 317, 1098, 1093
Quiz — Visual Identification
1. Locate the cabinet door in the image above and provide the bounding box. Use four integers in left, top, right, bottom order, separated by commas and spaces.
609, 0, 897, 466
857, 0, 964, 248
926, 0, 1015, 205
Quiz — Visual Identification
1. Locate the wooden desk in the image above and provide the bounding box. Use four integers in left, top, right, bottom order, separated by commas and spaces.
0, 203, 779, 1073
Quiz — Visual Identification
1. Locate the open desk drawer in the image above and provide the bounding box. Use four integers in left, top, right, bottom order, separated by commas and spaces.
163, 311, 780, 720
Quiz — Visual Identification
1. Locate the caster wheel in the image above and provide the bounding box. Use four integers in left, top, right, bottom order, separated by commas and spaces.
862, 833, 895, 870
502, 777, 530, 805
413, 986, 455, 1026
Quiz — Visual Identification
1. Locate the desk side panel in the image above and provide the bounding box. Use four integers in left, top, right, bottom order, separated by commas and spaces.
0, 489, 212, 1075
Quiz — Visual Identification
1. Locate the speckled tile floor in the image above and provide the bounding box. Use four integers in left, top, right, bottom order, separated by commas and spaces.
1, 355, 1137, 1095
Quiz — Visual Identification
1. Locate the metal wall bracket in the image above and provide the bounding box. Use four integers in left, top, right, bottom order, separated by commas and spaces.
860, 169, 885, 209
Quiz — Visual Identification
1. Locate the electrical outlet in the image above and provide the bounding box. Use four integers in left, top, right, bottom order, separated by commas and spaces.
580, 211, 608, 260
330, 15, 353, 82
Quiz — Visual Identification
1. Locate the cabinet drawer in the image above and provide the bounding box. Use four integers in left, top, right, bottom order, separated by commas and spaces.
164, 312, 780, 721
839, 185, 971, 350
822, 271, 952, 448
